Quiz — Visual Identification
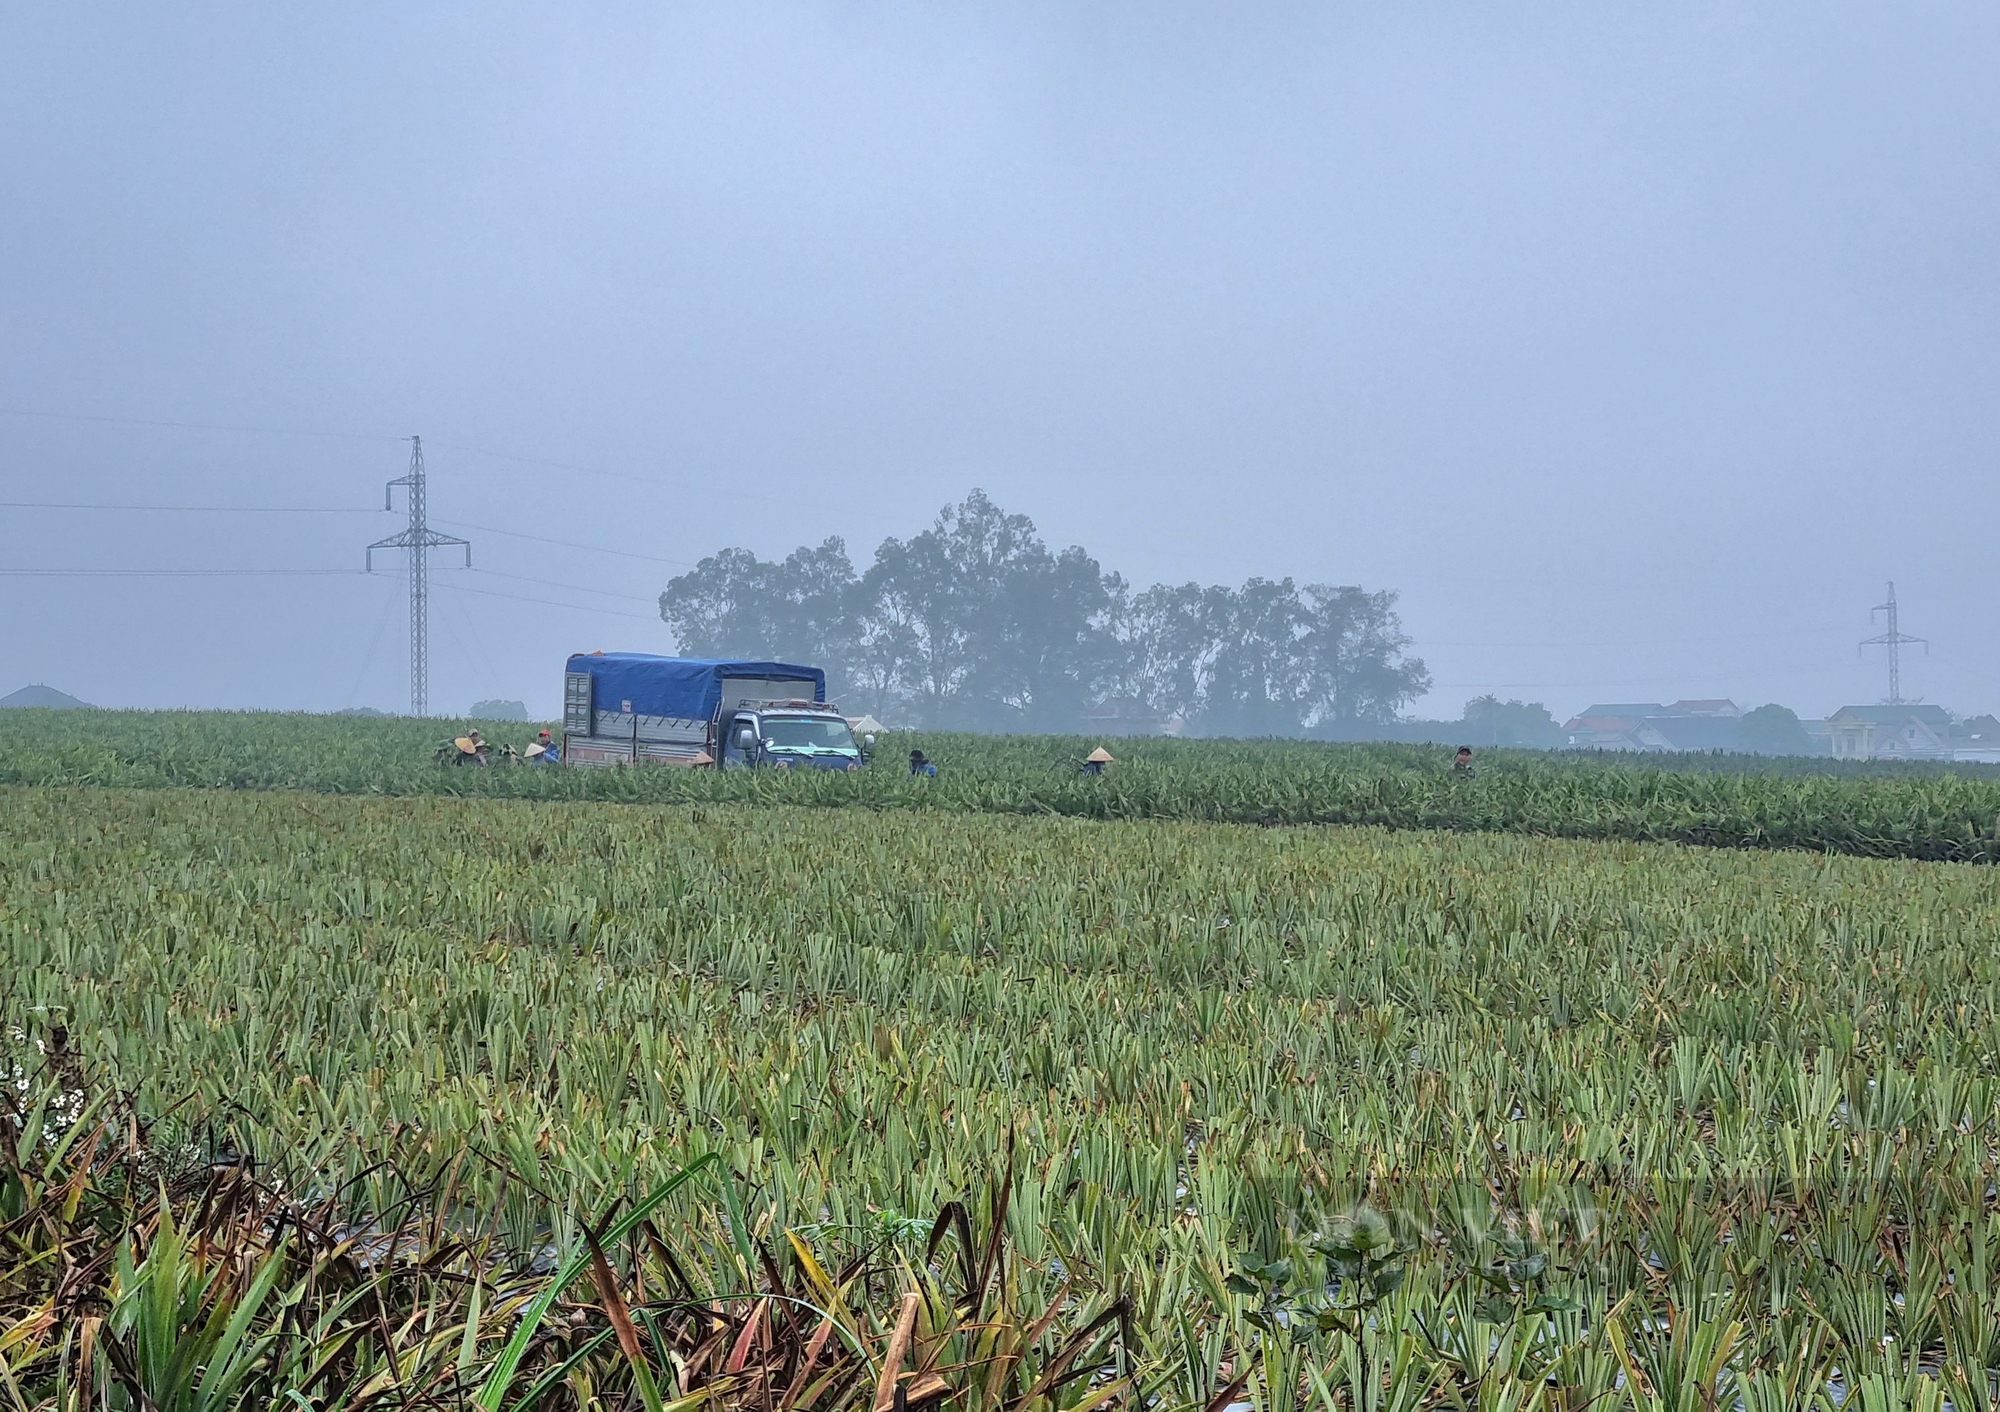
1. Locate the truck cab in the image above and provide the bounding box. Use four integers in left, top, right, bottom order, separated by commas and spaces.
723, 701, 863, 770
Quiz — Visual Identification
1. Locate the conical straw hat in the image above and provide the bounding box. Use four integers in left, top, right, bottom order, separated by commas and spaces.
1085, 746, 1114, 764
454, 736, 475, 752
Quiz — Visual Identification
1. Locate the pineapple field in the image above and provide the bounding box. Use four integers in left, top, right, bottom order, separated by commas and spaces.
6, 707, 2000, 861
8, 765, 2000, 1409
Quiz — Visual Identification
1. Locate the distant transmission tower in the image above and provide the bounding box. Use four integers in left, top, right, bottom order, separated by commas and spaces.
367, 436, 470, 716
1859, 580, 1926, 705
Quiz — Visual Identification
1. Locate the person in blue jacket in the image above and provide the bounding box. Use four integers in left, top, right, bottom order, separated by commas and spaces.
908, 748, 937, 777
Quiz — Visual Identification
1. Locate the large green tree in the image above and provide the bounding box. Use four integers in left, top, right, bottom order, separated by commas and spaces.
1458, 696, 1564, 749
1115, 578, 1429, 735
657, 537, 861, 692
658, 491, 1427, 734
858, 491, 1123, 730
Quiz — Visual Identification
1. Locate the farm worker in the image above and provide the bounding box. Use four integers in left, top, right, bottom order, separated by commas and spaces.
467, 730, 490, 765
1451, 745, 1475, 778
525, 728, 559, 765
908, 748, 937, 777
1081, 746, 1114, 776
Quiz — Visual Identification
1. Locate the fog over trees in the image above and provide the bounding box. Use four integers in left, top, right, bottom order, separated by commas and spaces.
660, 491, 1430, 735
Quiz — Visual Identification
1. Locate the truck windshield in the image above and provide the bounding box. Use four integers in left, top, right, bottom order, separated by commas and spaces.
761, 716, 857, 751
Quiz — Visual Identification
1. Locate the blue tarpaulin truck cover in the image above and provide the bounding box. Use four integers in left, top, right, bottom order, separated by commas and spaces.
565, 654, 826, 723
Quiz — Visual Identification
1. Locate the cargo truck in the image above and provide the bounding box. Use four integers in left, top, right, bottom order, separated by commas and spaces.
560, 653, 865, 769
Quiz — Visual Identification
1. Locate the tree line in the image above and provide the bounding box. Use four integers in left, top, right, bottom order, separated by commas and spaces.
659, 490, 1431, 734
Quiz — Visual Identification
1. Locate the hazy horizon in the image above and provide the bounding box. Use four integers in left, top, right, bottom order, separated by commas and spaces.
5, 5, 1996, 723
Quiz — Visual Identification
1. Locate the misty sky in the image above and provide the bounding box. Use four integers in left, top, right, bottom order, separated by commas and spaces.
4, 4, 1997, 722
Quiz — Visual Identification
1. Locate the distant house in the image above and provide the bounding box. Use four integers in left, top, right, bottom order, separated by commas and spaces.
1562, 704, 1663, 751
1663, 699, 1742, 719
1825, 704, 1953, 761
1638, 700, 1740, 751
0, 684, 92, 709
1563, 700, 1741, 752
1634, 714, 1742, 752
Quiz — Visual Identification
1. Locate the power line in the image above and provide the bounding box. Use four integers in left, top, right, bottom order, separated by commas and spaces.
468, 567, 658, 602
0, 402, 666, 483
434, 518, 691, 566
1421, 631, 1853, 649
0, 406, 398, 442
432, 579, 659, 620
427, 440, 866, 524
436, 576, 505, 689
0, 568, 361, 576
0, 507, 653, 600
424, 438, 659, 485
0, 500, 380, 513
1430, 668, 1876, 691
344, 587, 401, 710
0, 402, 863, 540
0, 407, 641, 484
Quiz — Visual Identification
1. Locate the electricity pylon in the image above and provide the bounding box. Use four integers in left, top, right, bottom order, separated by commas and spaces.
367, 436, 470, 716
1859, 580, 1926, 705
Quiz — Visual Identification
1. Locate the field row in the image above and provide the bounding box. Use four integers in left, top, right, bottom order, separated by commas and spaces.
9, 785, 2000, 1405
8, 707, 2000, 861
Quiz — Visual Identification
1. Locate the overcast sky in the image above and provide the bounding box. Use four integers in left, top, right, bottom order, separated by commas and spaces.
3, 4, 1996, 720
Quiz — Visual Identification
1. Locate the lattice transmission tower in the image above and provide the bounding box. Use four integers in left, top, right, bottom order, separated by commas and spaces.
1859, 580, 1926, 705
367, 436, 470, 716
